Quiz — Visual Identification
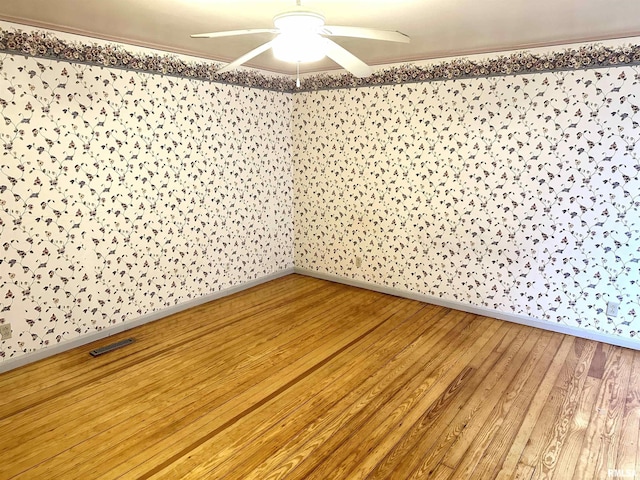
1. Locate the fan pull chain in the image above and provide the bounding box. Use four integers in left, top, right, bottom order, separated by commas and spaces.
296, 63, 301, 88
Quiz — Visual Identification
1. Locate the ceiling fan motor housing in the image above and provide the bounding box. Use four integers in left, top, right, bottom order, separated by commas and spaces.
273, 11, 326, 33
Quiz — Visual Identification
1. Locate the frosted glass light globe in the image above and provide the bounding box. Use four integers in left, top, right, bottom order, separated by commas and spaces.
272, 33, 327, 63
272, 11, 328, 63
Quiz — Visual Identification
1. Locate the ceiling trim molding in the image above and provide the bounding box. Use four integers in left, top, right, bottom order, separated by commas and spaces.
1, 26, 640, 93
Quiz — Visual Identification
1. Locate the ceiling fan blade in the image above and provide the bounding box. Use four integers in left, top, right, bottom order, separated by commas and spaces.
322, 26, 410, 43
217, 40, 276, 74
324, 39, 373, 78
191, 28, 278, 39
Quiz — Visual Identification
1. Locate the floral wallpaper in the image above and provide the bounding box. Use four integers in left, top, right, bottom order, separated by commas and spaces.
0, 53, 293, 361
2, 23, 640, 364
293, 67, 640, 339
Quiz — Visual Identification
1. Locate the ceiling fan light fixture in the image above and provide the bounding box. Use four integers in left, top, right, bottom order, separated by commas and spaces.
193, 6, 409, 77
272, 33, 328, 63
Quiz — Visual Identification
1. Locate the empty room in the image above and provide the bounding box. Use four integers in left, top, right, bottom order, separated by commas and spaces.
1, 0, 639, 478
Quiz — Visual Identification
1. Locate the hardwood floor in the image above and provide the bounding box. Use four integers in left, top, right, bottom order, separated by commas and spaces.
0, 274, 638, 479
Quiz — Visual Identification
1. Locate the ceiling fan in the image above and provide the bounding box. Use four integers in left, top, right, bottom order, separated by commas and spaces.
191, 0, 410, 79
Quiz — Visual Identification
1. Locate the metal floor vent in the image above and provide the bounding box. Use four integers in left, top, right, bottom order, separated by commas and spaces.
90, 338, 135, 357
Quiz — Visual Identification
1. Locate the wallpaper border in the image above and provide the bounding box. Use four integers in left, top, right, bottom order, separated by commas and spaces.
0, 27, 296, 92
295, 268, 640, 352
300, 43, 640, 91
0, 268, 295, 374
2, 27, 640, 92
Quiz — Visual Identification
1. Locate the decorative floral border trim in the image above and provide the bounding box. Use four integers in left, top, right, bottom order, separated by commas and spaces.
300, 43, 640, 91
0, 27, 295, 91
2, 27, 640, 92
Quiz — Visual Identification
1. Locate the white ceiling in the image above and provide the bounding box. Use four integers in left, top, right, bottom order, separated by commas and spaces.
1, 0, 640, 75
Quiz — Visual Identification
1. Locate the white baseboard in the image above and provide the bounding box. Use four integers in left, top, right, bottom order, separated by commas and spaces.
295, 267, 640, 351
0, 268, 295, 374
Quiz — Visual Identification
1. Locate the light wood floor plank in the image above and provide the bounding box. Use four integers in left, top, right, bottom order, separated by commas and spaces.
1, 279, 366, 477
402, 324, 539, 480
0, 274, 637, 480
453, 331, 565, 479
149, 301, 439, 479
223, 309, 480, 480
296, 314, 493, 480
494, 335, 575, 480
340, 320, 514, 480
542, 375, 601, 480
2, 281, 346, 440
112, 295, 405, 479
16, 287, 393, 478
511, 462, 536, 480
571, 346, 633, 480
517, 338, 598, 477
364, 322, 515, 480
303, 315, 500, 480
0, 275, 325, 416
425, 463, 454, 480
615, 350, 640, 476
